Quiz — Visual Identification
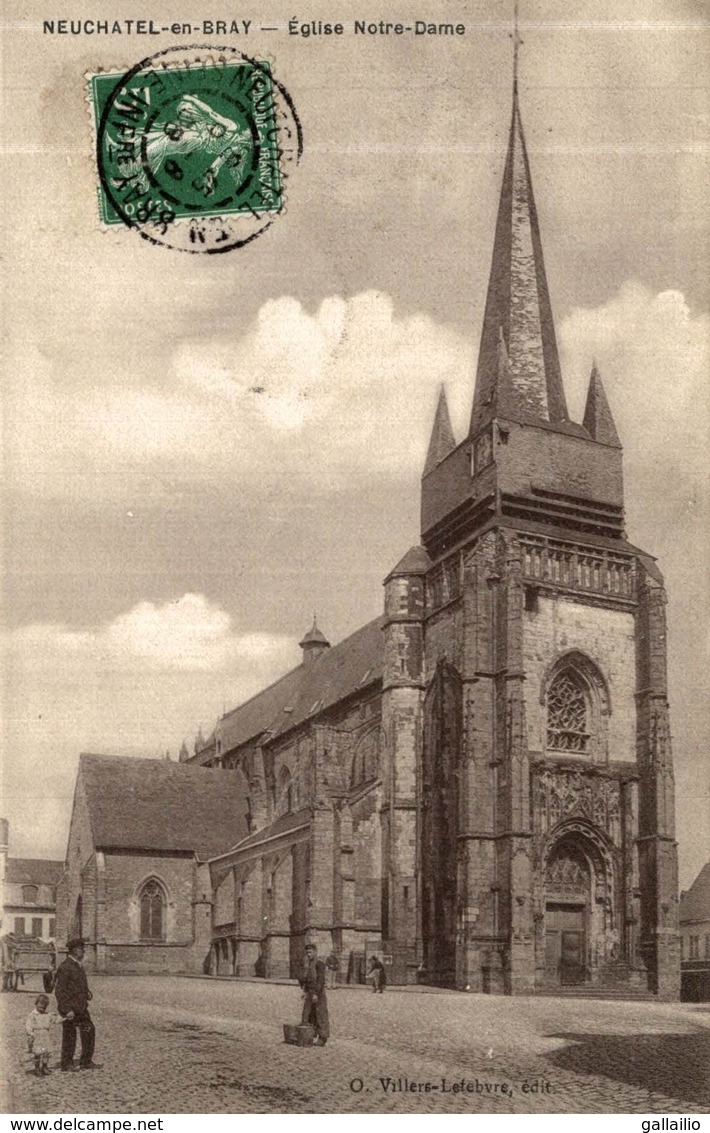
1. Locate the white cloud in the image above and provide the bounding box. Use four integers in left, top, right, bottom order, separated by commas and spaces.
3, 595, 298, 858
9, 292, 474, 499
14, 285, 708, 505
559, 281, 709, 496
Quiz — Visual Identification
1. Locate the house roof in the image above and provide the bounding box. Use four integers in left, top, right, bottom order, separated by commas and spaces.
214, 615, 385, 756
680, 861, 710, 925
5, 858, 64, 887
78, 754, 249, 858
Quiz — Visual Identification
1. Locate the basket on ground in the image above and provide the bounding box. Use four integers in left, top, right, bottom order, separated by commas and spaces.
283, 1023, 315, 1046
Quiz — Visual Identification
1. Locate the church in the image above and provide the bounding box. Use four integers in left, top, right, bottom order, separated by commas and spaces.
58, 67, 680, 998
190, 74, 680, 999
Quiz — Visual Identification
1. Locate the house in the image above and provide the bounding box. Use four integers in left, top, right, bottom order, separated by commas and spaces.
680, 862, 710, 1002
0, 819, 63, 942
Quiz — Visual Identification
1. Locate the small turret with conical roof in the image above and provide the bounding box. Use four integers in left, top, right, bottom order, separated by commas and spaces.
299, 615, 330, 665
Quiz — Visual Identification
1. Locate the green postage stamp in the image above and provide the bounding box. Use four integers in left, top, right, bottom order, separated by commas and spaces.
89, 46, 301, 253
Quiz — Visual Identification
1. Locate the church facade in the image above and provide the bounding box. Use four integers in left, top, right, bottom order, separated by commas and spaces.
192, 80, 679, 998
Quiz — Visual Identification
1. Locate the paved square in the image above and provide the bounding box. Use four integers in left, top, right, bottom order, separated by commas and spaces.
3, 976, 709, 1114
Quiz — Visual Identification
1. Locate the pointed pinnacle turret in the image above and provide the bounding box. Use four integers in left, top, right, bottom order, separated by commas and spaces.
423, 385, 456, 476
470, 84, 569, 434
583, 362, 621, 447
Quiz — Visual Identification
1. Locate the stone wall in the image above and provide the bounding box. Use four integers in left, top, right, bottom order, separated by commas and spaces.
523, 594, 636, 760
56, 778, 95, 958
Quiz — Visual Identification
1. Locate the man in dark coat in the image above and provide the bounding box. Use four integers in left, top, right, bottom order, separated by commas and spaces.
54, 939, 99, 1070
299, 942, 330, 1046
367, 954, 387, 993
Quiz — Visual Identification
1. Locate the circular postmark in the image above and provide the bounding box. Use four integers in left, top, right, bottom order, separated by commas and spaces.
92, 45, 302, 253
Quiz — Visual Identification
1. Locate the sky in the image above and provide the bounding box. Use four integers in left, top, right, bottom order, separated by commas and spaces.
1, 0, 708, 889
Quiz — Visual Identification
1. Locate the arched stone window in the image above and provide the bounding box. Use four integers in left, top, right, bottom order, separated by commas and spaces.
139, 879, 166, 941
350, 726, 380, 790
543, 652, 610, 762
547, 671, 589, 753
276, 767, 293, 816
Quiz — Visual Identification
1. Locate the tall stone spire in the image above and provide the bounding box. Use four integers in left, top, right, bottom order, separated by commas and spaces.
583, 361, 621, 447
423, 386, 456, 476
421, 13, 625, 556
469, 78, 569, 434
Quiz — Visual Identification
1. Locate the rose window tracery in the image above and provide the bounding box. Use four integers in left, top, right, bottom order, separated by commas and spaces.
547, 671, 589, 752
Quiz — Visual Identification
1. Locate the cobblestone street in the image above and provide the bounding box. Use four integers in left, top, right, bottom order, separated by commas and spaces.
2, 976, 709, 1114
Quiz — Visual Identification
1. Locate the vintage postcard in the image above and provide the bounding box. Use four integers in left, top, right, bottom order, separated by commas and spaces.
1, 0, 709, 1119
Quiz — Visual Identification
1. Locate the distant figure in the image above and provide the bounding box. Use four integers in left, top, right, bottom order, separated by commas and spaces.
42, 939, 57, 993
367, 954, 387, 993
54, 939, 100, 1071
299, 942, 330, 1046
325, 949, 340, 989
26, 993, 60, 1075
1, 933, 17, 991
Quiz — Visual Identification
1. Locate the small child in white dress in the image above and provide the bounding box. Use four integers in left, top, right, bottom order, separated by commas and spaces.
26, 994, 60, 1075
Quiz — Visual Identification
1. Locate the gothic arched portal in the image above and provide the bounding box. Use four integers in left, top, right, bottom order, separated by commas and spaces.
542, 826, 615, 987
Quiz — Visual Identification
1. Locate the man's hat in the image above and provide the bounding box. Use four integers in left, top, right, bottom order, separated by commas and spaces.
66, 938, 84, 952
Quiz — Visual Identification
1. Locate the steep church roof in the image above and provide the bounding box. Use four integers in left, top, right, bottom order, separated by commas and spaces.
78, 753, 249, 858
218, 615, 385, 754
469, 85, 572, 435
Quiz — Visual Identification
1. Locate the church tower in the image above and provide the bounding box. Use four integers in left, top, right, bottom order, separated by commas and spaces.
406, 50, 679, 997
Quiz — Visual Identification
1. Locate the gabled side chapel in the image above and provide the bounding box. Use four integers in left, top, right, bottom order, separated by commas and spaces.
195, 73, 679, 997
